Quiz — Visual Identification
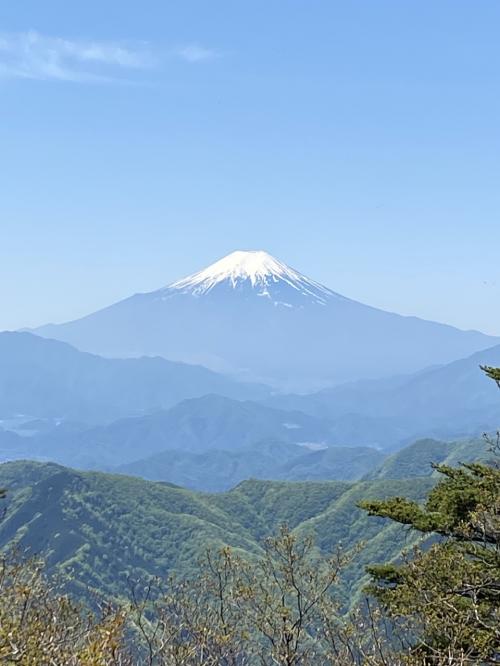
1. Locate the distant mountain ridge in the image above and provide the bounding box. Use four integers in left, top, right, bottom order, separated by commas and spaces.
33, 250, 498, 390
266, 342, 500, 447
0, 331, 268, 424
10, 394, 334, 468
115, 440, 385, 491
2, 333, 500, 480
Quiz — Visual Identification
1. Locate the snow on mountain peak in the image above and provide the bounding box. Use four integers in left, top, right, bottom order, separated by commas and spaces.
167, 250, 336, 304
173, 250, 301, 288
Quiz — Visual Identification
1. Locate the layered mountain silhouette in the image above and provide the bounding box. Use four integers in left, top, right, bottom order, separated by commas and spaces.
266, 343, 500, 446
34, 250, 498, 389
115, 441, 385, 492
2, 331, 500, 473
13, 394, 333, 468
0, 331, 268, 424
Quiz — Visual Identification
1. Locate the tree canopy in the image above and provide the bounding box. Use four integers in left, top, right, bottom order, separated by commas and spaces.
359, 366, 500, 664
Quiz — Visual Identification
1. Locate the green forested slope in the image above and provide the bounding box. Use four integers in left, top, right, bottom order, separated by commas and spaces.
0, 461, 434, 604
366, 436, 493, 480
116, 441, 384, 491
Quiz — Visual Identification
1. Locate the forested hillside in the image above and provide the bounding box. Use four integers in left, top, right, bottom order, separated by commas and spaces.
0, 460, 434, 603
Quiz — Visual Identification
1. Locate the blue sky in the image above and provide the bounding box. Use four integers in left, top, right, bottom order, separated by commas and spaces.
1, 1, 499, 333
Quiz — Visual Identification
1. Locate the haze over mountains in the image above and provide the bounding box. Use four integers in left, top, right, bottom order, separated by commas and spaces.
268, 343, 500, 447
0, 248, 499, 614
0, 331, 268, 424
34, 250, 498, 390
2, 393, 334, 469
1, 328, 499, 491
3, 2, 500, 653
0, 248, 497, 493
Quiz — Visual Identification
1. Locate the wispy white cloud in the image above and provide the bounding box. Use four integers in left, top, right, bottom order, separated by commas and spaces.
0, 30, 154, 83
175, 43, 218, 64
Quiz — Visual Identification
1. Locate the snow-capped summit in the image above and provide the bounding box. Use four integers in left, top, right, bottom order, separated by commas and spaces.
167, 250, 336, 305
34, 249, 499, 391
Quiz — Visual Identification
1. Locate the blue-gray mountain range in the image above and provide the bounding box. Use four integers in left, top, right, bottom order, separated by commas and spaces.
1, 331, 500, 491
33, 250, 499, 390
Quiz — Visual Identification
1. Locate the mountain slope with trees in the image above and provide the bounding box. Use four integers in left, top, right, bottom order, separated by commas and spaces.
0, 460, 433, 603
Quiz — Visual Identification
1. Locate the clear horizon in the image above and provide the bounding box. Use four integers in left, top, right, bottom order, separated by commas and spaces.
1, 1, 499, 334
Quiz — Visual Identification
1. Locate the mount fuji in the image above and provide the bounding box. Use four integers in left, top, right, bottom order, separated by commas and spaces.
34, 250, 498, 390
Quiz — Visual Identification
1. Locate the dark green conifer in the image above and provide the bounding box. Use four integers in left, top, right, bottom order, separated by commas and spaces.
359, 367, 500, 663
